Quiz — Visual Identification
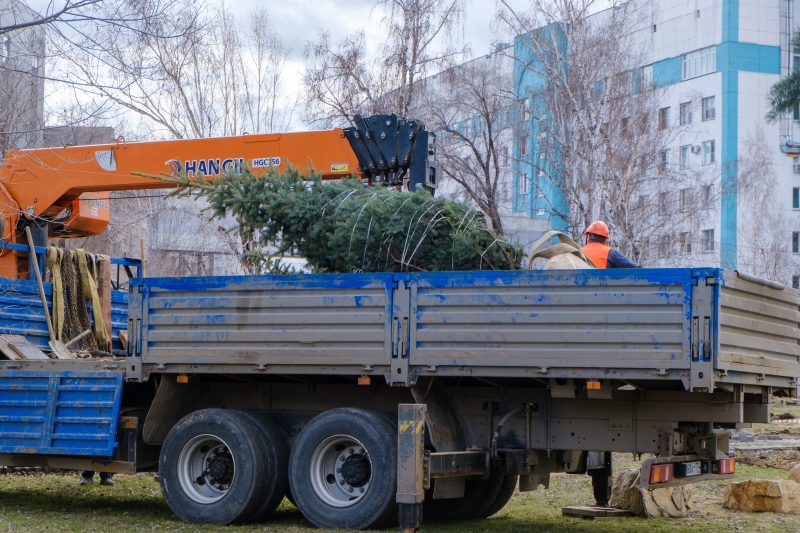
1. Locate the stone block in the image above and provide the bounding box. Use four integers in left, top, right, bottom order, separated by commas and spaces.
609, 469, 694, 518
789, 464, 800, 484
724, 480, 800, 513
767, 435, 782, 441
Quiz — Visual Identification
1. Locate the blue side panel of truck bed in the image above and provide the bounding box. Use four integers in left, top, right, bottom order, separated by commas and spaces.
0, 278, 129, 352
0, 371, 123, 456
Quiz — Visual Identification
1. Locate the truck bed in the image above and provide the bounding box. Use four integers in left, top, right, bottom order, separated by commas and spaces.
127, 267, 800, 392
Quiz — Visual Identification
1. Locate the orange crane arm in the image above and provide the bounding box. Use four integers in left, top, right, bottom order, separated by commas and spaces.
0, 114, 437, 279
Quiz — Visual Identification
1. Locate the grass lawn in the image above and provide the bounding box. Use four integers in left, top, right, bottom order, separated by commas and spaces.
0, 455, 798, 533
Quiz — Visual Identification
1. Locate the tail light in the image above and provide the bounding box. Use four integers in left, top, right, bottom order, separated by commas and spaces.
649, 463, 673, 484
718, 458, 736, 475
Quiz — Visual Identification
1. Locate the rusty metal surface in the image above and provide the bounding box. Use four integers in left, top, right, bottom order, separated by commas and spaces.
396, 404, 426, 505
0, 371, 123, 456
425, 450, 486, 479
718, 272, 800, 382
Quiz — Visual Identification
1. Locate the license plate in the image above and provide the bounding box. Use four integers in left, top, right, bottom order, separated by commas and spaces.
682, 461, 701, 476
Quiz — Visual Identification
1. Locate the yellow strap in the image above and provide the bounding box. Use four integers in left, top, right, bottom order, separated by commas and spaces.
46, 247, 65, 341
76, 249, 109, 347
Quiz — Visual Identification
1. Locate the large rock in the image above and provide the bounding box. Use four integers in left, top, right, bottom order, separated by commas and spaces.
609, 469, 694, 518
724, 479, 800, 512
789, 464, 800, 484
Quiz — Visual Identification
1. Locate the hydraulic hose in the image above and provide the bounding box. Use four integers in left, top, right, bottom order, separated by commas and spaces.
490, 405, 526, 459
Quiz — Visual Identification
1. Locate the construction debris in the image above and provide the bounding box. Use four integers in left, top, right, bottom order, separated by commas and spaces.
0, 335, 49, 360
609, 468, 694, 518
724, 479, 800, 512
562, 506, 634, 520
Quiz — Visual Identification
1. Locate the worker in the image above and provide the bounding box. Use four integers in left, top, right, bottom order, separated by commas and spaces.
581, 221, 640, 268
79, 470, 115, 486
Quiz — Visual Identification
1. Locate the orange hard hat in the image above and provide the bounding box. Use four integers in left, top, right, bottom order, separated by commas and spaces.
583, 221, 609, 238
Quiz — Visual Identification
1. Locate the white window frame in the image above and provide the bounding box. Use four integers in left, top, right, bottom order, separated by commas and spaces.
682, 46, 716, 80
0, 36, 8, 66
702, 96, 715, 120
702, 229, 715, 252
679, 232, 692, 254
680, 102, 692, 125
534, 208, 546, 216
642, 64, 654, 85
702, 141, 715, 165
519, 173, 529, 195
658, 107, 670, 130
519, 135, 529, 156
680, 146, 691, 168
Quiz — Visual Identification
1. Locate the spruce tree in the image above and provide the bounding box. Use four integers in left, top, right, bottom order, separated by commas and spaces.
150, 166, 523, 273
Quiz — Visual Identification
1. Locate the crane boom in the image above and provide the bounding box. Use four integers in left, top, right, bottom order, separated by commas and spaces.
0, 114, 438, 279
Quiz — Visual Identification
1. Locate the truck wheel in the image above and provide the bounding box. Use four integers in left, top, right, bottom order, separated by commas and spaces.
159, 409, 269, 525
288, 408, 397, 530
237, 411, 290, 523
424, 474, 517, 521
477, 474, 518, 518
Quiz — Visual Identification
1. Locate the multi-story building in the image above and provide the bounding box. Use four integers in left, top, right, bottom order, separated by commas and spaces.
0, 0, 45, 156
502, 1, 798, 283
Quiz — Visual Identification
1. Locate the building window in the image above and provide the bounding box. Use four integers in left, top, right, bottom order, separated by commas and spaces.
520, 98, 530, 122
519, 135, 529, 156
702, 229, 715, 252
536, 151, 545, 176
702, 96, 715, 120
0, 36, 8, 66
680, 146, 691, 168
682, 46, 716, 80
679, 232, 692, 254
642, 64, 653, 85
794, 232, 800, 254
659, 149, 669, 171
679, 188, 692, 212
702, 140, 715, 165
658, 107, 670, 130
793, 276, 800, 290
680, 102, 692, 125
658, 234, 670, 258
536, 188, 545, 197
704, 184, 713, 203
519, 173, 529, 195
534, 208, 546, 216
658, 192, 669, 216
794, 187, 799, 209
621, 117, 629, 135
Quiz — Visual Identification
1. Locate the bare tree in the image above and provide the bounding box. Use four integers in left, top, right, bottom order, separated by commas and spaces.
51, 1, 295, 139
497, 0, 720, 264
420, 51, 515, 234
303, 0, 467, 127
736, 126, 794, 284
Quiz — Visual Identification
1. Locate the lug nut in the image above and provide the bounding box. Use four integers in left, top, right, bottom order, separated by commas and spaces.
336, 468, 342, 473
359, 487, 365, 493
340, 480, 345, 485
349, 448, 354, 454
347, 487, 354, 493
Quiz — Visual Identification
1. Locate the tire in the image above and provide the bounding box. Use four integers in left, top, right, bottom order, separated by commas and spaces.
478, 474, 518, 518
236, 411, 290, 523
288, 408, 397, 530
424, 474, 517, 521
158, 409, 270, 525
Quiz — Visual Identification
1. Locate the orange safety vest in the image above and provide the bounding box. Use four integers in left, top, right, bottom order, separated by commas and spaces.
582, 242, 610, 269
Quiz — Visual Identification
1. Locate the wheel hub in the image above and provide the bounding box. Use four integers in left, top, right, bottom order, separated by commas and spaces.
206, 450, 234, 486
310, 435, 374, 508
341, 453, 371, 487
177, 435, 236, 504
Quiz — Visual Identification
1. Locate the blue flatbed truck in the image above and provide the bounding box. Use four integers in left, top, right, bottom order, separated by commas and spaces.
0, 264, 797, 531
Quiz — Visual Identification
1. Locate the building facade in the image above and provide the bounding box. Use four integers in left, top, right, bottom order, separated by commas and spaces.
0, 0, 45, 156
506, 0, 799, 283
